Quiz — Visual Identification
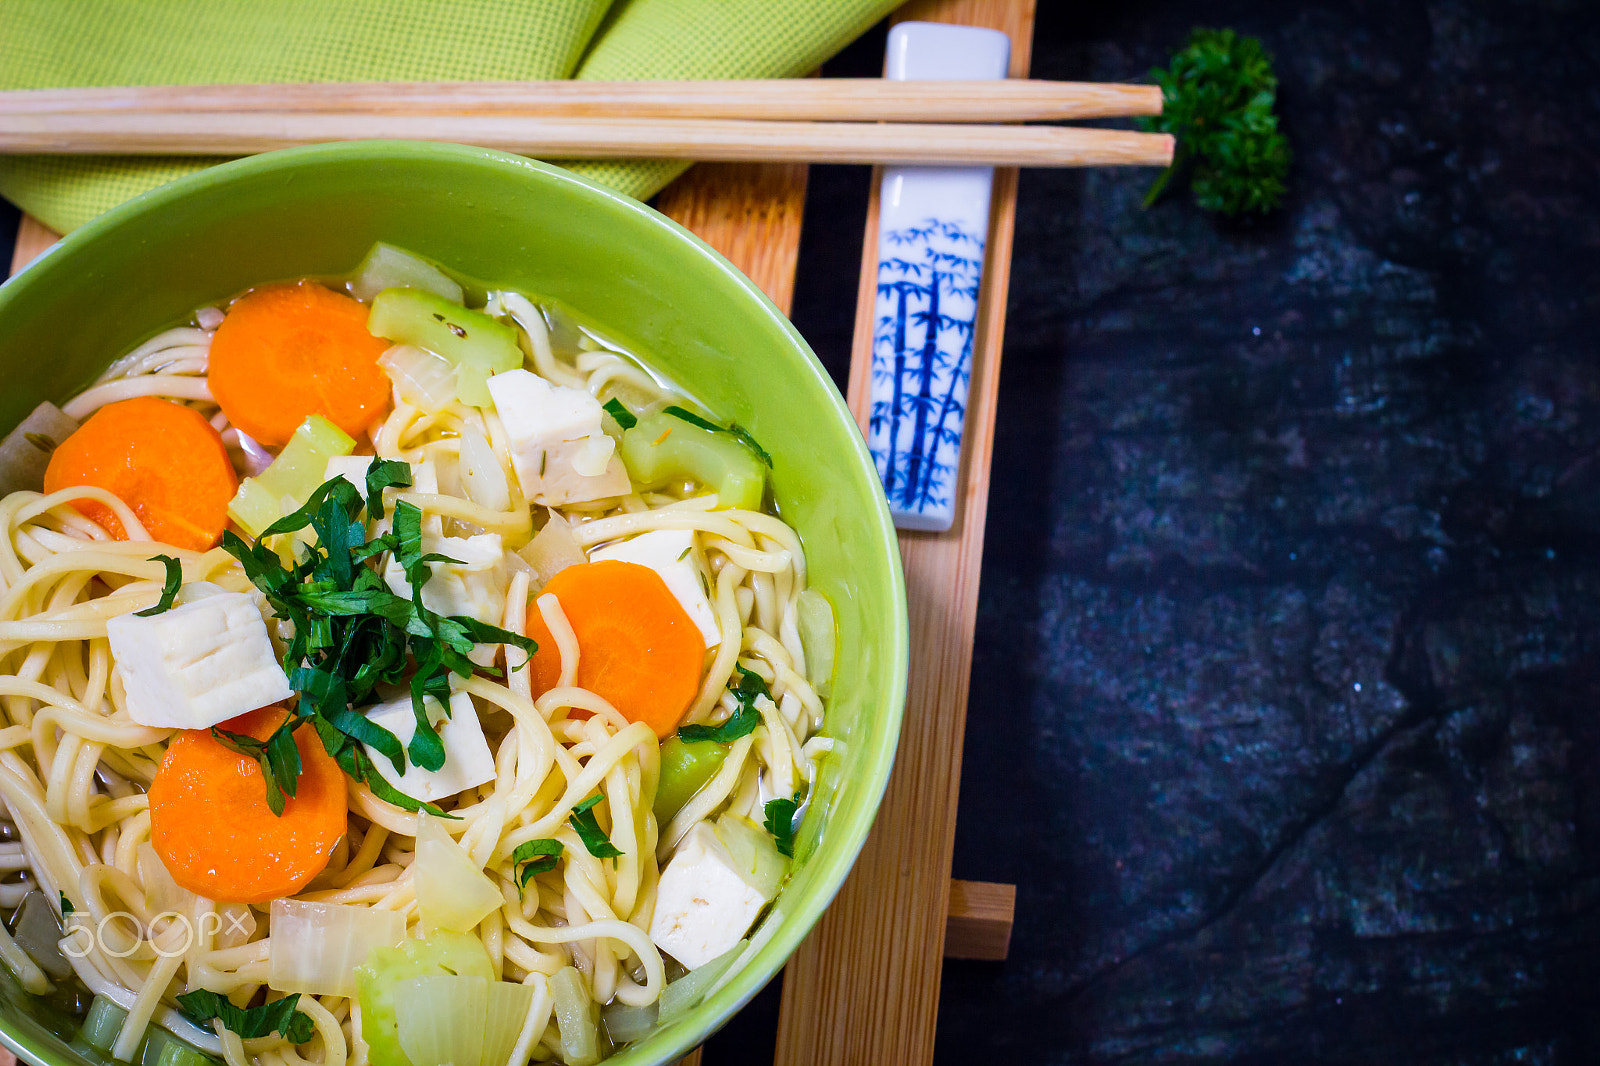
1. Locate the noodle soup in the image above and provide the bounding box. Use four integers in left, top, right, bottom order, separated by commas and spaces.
0, 244, 835, 1066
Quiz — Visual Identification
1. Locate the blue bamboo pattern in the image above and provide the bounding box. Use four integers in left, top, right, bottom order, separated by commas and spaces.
869, 219, 984, 515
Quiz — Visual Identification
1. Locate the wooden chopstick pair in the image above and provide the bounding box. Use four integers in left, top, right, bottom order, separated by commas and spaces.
0, 79, 1174, 168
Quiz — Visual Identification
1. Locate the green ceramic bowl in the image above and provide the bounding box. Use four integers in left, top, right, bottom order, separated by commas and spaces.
0, 142, 908, 1066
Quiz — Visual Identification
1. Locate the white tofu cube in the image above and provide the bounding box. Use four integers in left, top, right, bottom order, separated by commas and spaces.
589, 529, 720, 647
383, 533, 505, 621
324, 455, 441, 535
649, 823, 769, 969
107, 592, 292, 730
382, 533, 508, 665
360, 688, 496, 802
485, 369, 630, 505
324, 455, 440, 498
322, 454, 371, 494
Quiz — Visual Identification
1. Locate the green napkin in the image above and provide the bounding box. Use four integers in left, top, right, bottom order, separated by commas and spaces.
0, 0, 898, 233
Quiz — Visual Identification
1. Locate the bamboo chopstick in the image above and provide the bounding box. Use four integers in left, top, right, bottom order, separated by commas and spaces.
1, 79, 1163, 123
0, 113, 1174, 167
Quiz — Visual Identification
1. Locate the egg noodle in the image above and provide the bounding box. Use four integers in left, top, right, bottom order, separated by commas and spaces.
0, 292, 829, 1065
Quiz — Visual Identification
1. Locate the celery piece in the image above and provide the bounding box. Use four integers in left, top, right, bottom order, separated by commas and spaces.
351, 243, 464, 305
452, 363, 496, 410
255, 415, 356, 504
78, 995, 126, 1054
619, 411, 765, 511
139, 1026, 217, 1066
355, 930, 495, 1066
654, 735, 728, 826
148, 1039, 217, 1066
367, 289, 522, 408
227, 415, 355, 537
226, 476, 289, 539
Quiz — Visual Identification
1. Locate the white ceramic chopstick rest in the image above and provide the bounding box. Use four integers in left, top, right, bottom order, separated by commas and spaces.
868, 22, 1010, 532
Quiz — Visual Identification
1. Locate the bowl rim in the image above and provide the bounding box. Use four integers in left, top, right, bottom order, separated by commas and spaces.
0, 140, 910, 1066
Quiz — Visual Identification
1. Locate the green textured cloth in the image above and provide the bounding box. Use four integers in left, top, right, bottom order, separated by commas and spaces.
0, 0, 898, 233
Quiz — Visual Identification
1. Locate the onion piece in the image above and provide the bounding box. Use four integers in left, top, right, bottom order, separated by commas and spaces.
395, 974, 486, 1066
391, 973, 535, 1066
10, 890, 71, 979
0, 401, 77, 497
414, 813, 503, 934
351, 243, 464, 305
458, 423, 511, 513
267, 898, 405, 998
379, 344, 458, 414
602, 1000, 658, 1045
713, 812, 790, 899
137, 843, 195, 919
656, 939, 746, 1026
795, 588, 836, 697
481, 979, 539, 1066
0, 906, 50, 994
214, 902, 256, 950
549, 966, 601, 1066
519, 511, 587, 587
222, 427, 274, 477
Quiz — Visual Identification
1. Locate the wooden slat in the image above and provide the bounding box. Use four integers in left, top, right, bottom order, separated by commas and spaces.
945, 879, 1017, 961
8, 214, 60, 276
656, 162, 809, 316
773, 0, 1034, 1063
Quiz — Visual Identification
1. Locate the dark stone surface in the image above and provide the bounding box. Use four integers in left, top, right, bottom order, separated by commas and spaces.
934, 1, 1600, 1063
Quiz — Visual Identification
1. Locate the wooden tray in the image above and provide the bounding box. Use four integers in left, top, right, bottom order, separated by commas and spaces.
4, 1, 1030, 1056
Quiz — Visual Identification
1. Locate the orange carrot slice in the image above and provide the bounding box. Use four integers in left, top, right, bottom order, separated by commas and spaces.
42, 396, 237, 551
209, 281, 392, 446
149, 706, 348, 904
526, 560, 705, 738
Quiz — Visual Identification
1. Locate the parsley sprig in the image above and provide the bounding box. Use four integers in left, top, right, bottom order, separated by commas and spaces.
1140, 28, 1290, 216
211, 724, 303, 817
220, 463, 535, 816
176, 989, 314, 1044
134, 555, 182, 617
763, 790, 803, 858
664, 406, 773, 469
512, 792, 624, 886
676, 666, 770, 744
569, 794, 624, 860
512, 838, 563, 890
601, 397, 637, 430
